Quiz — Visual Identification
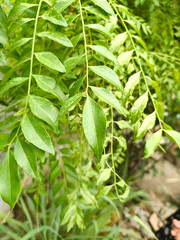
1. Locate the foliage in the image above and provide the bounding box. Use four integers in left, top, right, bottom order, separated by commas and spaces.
0, 0, 180, 237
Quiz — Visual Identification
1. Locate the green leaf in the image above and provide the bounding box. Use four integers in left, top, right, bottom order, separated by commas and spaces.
59, 93, 82, 117
41, 8, 67, 26
91, 86, 128, 117
64, 55, 84, 73
91, 0, 115, 15
35, 52, 66, 73
8, 3, 38, 21
88, 45, 117, 64
110, 32, 128, 52
37, 31, 73, 47
69, 77, 84, 97
29, 95, 59, 129
0, 77, 28, 94
136, 112, 156, 141
153, 100, 164, 121
144, 130, 162, 158
11, 38, 32, 50
83, 6, 109, 20
164, 130, 180, 148
97, 168, 111, 186
0, 134, 10, 149
116, 120, 132, 130
118, 50, 134, 66
33, 75, 66, 103
14, 138, 40, 180
0, 50, 6, 64
131, 92, 148, 124
9, 18, 35, 34
124, 71, 141, 99
89, 66, 123, 91
0, 151, 21, 209
54, 0, 75, 12
86, 24, 111, 38
43, 0, 55, 6
0, 6, 8, 46
83, 96, 106, 162
21, 114, 55, 155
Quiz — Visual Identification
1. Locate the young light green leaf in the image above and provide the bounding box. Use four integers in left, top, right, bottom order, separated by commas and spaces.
116, 120, 132, 130
144, 130, 162, 158
86, 24, 111, 38
91, 86, 128, 117
164, 130, 180, 148
37, 31, 73, 47
88, 45, 117, 64
35, 52, 66, 73
131, 92, 148, 124
153, 100, 164, 121
83, 96, 106, 162
59, 93, 82, 117
118, 50, 134, 66
14, 138, 40, 180
0, 77, 28, 94
136, 112, 156, 140
0, 134, 10, 149
91, 0, 115, 15
110, 32, 128, 52
54, 0, 75, 12
29, 95, 59, 129
0, 6, 8, 46
119, 186, 130, 199
41, 8, 67, 26
0, 151, 21, 209
124, 71, 141, 98
21, 114, 55, 155
89, 66, 123, 91
33, 75, 66, 103
97, 168, 112, 186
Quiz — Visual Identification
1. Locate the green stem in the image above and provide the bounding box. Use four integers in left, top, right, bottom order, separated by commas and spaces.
79, 0, 89, 95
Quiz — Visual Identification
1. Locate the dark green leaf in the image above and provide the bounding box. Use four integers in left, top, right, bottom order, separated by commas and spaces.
88, 45, 117, 64
21, 114, 55, 155
91, 0, 115, 15
91, 86, 128, 117
41, 8, 67, 26
14, 138, 40, 180
0, 151, 21, 209
90, 66, 123, 90
0, 6, 8, 46
69, 77, 84, 97
83, 96, 106, 162
59, 93, 83, 117
35, 52, 66, 72
0, 77, 28, 94
33, 75, 66, 103
37, 31, 73, 47
29, 95, 59, 129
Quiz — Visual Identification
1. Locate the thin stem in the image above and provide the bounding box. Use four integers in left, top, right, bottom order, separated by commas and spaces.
25, 0, 43, 110
79, 0, 89, 95
149, 51, 180, 62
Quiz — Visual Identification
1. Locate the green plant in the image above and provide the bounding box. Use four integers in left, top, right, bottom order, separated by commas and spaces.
0, 0, 180, 236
